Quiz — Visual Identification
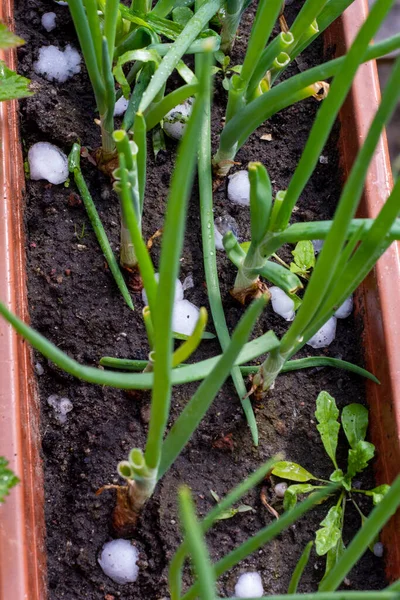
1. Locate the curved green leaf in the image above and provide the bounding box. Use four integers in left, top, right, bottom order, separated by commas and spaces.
272, 461, 316, 482
347, 440, 375, 479
0, 23, 25, 49
0, 61, 32, 101
365, 484, 391, 505
341, 404, 369, 449
283, 483, 317, 511
316, 506, 343, 556
315, 391, 340, 468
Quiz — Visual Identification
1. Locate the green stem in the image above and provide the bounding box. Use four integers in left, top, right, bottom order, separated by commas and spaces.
68, 145, 134, 310
139, 0, 222, 112
104, 0, 120, 61
144, 51, 212, 472
220, 0, 243, 54
198, 60, 259, 445
145, 82, 198, 131
179, 487, 216, 600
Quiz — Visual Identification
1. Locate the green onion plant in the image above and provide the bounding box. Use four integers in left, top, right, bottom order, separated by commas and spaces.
212, 0, 400, 176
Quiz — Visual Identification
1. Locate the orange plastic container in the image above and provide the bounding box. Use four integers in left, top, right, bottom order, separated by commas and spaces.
0, 1, 399, 598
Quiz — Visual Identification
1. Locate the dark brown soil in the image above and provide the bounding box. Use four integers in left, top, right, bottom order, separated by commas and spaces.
16, 1, 386, 598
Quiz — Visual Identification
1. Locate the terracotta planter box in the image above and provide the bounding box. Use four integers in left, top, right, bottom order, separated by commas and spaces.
0, 0, 399, 597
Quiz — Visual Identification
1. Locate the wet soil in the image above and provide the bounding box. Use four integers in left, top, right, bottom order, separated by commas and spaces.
16, 1, 386, 598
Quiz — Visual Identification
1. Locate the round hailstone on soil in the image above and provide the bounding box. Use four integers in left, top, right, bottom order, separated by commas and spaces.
163, 99, 193, 140
214, 214, 238, 250
41, 12, 56, 32
306, 316, 337, 349
98, 540, 139, 584
28, 142, 69, 184
234, 572, 264, 598
172, 300, 199, 336
274, 482, 288, 498
334, 295, 353, 319
141, 274, 183, 305
269, 286, 295, 321
47, 395, 73, 424
228, 171, 250, 206
114, 96, 129, 117
227, 170, 250, 206
33, 44, 81, 83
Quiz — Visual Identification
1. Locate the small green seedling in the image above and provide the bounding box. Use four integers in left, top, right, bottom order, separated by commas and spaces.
212, 50, 242, 90
210, 489, 255, 520
289, 240, 315, 280
0, 457, 19, 503
0, 23, 32, 102
271, 391, 390, 584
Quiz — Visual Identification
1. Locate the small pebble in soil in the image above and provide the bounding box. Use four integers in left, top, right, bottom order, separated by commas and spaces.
319, 155, 329, 164
334, 295, 353, 319
114, 96, 129, 117
312, 239, 324, 254
98, 539, 139, 584
47, 394, 73, 424
227, 170, 250, 206
274, 482, 288, 498
373, 542, 384, 558
35, 362, 44, 376
234, 572, 264, 598
28, 142, 69, 185
173, 299, 199, 336
306, 316, 337, 349
33, 44, 81, 83
41, 12, 56, 32
141, 273, 183, 305
163, 99, 193, 140
269, 286, 295, 321
214, 215, 238, 250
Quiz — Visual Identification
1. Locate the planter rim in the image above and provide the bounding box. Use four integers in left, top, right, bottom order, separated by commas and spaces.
0, 1, 46, 598
326, 0, 400, 581
0, 1, 399, 598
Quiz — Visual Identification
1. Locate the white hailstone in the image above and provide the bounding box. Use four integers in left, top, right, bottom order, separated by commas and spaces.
114, 96, 129, 117
214, 215, 238, 251
54, 0, 68, 4
306, 316, 337, 349
35, 362, 44, 376
269, 286, 295, 321
172, 300, 199, 336
227, 170, 250, 206
41, 12, 56, 32
98, 540, 139, 584
141, 273, 183, 305
182, 274, 194, 292
234, 572, 264, 598
312, 239, 324, 254
373, 542, 384, 558
34, 44, 81, 83
274, 482, 288, 498
47, 395, 73, 424
334, 295, 353, 319
163, 99, 193, 140
28, 142, 69, 185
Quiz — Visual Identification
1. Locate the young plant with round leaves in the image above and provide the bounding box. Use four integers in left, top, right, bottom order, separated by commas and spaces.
271, 391, 390, 583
